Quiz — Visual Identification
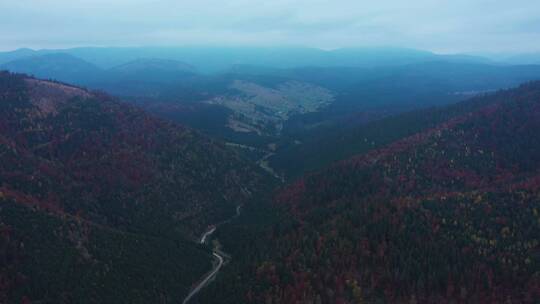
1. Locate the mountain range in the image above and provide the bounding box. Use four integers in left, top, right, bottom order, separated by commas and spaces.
1, 46, 540, 303
0, 47, 497, 72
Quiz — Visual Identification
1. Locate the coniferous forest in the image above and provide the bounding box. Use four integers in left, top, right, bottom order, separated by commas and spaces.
1, 5, 540, 301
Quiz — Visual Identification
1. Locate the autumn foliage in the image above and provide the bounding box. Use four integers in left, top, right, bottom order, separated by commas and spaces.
253, 82, 540, 303
0, 71, 266, 302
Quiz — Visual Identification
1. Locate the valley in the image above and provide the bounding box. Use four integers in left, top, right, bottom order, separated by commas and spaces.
207, 80, 334, 136
196, 80, 540, 304
6, 49, 540, 162
1, 45, 540, 304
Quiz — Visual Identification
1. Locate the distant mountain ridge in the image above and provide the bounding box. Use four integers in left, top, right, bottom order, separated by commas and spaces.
0, 53, 102, 83
0, 46, 496, 72
0, 54, 197, 84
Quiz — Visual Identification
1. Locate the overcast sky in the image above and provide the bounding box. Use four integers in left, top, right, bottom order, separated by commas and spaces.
1, 0, 539, 53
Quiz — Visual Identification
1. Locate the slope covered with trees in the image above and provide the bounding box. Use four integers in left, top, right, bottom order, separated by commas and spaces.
5, 52, 540, 157
270, 92, 502, 179
0, 71, 267, 303
201, 82, 540, 303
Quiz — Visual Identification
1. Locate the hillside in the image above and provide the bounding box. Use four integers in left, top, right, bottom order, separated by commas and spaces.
270, 88, 508, 179
201, 82, 540, 303
4, 52, 540, 157
0, 71, 267, 303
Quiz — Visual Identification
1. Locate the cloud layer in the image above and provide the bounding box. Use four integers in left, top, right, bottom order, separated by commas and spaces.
1, 0, 539, 53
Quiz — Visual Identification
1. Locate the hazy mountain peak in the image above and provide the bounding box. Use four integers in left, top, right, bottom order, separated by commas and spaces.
1, 53, 101, 83
4, 53, 97, 68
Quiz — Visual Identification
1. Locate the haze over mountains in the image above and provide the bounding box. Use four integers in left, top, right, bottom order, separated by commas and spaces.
3, 47, 540, 167
2, 0, 540, 302
1, 44, 539, 304
0, 47, 496, 72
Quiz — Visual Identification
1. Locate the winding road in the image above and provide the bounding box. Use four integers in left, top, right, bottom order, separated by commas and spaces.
199, 227, 216, 245
182, 205, 242, 304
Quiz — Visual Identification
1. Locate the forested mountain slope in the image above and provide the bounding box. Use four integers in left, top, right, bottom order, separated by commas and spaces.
4, 53, 540, 156
270, 88, 515, 179
209, 82, 540, 303
0, 71, 267, 303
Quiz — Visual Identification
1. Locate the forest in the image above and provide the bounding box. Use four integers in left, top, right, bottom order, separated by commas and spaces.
196, 82, 540, 303
0, 71, 269, 303
2, 0, 540, 302
0, 58, 540, 304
